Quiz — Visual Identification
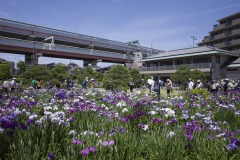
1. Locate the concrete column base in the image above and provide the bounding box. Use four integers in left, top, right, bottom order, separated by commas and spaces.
83, 60, 98, 68
25, 54, 39, 66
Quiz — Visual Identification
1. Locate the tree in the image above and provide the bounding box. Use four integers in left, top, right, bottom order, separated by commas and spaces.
130, 69, 142, 87
190, 69, 207, 83
17, 61, 26, 75
0, 61, 11, 80
50, 64, 70, 83
102, 65, 130, 91
170, 65, 191, 88
22, 65, 52, 85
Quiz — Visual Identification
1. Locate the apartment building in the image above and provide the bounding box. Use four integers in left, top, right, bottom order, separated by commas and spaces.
198, 12, 240, 79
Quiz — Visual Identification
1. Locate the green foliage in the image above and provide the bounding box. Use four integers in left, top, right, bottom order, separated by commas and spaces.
22, 65, 52, 84
102, 65, 130, 90
16, 61, 26, 75
50, 64, 70, 83
71, 67, 84, 80
171, 65, 207, 89
171, 65, 191, 85
0, 61, 11, 80
189, 89, 209, 98
190, 69, 207, 83
130, 69, 142, 87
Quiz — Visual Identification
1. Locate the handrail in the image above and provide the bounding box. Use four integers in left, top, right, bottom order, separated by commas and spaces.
140, 63, 211, 71
0, 18, 162, 52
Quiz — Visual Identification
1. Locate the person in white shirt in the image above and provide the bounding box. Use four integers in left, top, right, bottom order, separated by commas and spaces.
195, 80, 203, 89
188, 79, 194, 90
2, 79, 9, 94
10, 78, 16, 92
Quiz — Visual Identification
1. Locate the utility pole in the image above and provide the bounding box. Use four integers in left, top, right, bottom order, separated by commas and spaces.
191, 35, 197, 47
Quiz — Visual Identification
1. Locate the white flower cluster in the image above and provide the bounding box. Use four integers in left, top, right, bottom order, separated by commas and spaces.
160, 108, 175, 118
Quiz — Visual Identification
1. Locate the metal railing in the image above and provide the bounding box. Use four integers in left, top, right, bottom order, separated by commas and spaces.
225, 74, 240, 79
0, 36, 133, 60
140, 63, 211, 71
0, 18, 163, 53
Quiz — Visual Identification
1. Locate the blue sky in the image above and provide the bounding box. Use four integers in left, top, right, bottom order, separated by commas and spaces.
0, 0, 239, 67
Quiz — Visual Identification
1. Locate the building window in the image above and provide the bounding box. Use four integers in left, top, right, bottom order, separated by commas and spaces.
227, 68, 238, 71
193, 57, 211, 63
175, 60, 183, 65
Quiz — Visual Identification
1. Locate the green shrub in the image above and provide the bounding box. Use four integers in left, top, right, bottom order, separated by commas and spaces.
189, 89, 209, 97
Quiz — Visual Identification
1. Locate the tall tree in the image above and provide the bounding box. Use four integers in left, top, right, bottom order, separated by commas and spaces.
17, 61, 26, 75
0, 61, 11, 80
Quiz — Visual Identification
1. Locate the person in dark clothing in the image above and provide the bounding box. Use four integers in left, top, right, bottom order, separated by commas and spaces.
128, 78, 135, 92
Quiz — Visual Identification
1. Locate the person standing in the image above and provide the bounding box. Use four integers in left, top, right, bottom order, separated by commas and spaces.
36, 79, 41, 89
32, 78, 37, 89
153, 79, 161, 100
90, 78, 95, 89
195, 80, 203, 89
188, 78, 194, 90
2, 79, 9, 94
10, 78, 16, 92
166, 79, 172, 97
128, 78, 135, 92
82, 77, 88, 89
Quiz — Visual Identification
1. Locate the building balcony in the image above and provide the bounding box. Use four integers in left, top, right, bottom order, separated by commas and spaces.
215, 32, 226, 39
232, 18, 240, 26
226, 74, 240, 79
213, 23, 225, 31
232, 39, 240, 46
215, 43, 225, 48
140, 63, 211, 72
232, 29, 240, 35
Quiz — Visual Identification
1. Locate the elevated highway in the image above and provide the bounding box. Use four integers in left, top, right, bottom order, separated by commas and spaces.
0, 18, 164, 66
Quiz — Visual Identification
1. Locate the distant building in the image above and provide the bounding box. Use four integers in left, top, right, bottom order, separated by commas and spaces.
198, 12, 240, 79
67, 62, 79, 74
140, 46, 240, 81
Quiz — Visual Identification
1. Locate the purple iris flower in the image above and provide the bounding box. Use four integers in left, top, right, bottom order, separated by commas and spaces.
72, 139, 84, 145
102, 140, 115, 147
81, 148, 89, 156
48, 153, 53, 160
80, 146, 96, 155
226, 138, 240, 151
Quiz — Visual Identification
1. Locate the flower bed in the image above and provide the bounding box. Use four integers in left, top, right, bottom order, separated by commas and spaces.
0, 88, 240, 159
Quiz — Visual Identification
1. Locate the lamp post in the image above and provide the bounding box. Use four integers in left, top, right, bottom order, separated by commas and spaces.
191, 35, 197, 47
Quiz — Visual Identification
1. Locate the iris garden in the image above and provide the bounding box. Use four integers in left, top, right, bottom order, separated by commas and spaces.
0, 87, 240, 159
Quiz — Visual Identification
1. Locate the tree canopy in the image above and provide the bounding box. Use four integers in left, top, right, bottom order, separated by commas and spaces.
0, 61, 11, 80
17, 61, 27, 75
102, 65, 130, 91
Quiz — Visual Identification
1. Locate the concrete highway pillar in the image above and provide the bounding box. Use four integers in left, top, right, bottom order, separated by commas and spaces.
83, 60, 98, 68
25, 54, 39, 66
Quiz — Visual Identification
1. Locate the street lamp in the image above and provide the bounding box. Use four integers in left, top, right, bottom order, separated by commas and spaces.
191, 35, 197, 47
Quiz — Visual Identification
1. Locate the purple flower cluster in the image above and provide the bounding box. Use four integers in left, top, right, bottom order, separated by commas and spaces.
183, 121, 204, 141
72, 139, 84, 145
101, 140, 114, 147
226, 138, 240, 151
81, 146, 96, 156
0, 113, 18, 129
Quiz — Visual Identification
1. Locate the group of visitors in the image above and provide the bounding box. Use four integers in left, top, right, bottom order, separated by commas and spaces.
207, 79, 240, 94
2, 77, 23, 94
187, 78, 203, 90
31, 78, 41, 89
